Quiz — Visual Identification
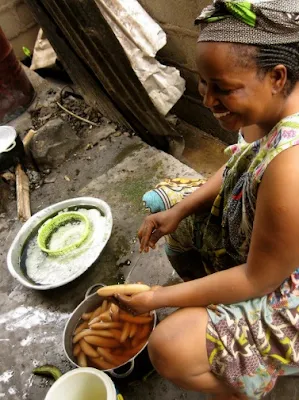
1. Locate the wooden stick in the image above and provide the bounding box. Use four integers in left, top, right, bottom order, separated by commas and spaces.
23, 129, 36, 156
15, 164, 31, 222
56, 102, 99, 126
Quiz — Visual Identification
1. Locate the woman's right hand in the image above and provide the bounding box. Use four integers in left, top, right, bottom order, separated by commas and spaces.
115, 285, 162, 315
138, 208, 181, 252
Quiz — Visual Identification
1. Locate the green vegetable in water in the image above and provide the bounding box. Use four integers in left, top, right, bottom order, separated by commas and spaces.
32, 365, 62, 381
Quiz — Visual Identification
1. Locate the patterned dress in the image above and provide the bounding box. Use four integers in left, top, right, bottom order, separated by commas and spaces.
142, 113, 299, 398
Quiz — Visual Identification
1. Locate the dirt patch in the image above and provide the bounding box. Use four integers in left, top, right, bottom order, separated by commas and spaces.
30, 88, 132, 140
31, 90, 100, 137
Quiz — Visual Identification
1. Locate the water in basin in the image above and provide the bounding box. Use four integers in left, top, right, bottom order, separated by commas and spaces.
20, 207, 109, 286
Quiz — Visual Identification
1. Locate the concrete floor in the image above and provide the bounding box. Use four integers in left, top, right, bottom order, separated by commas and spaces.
181, 119, 228, 177
0, 129, 206, 399
1, 73, 299, 399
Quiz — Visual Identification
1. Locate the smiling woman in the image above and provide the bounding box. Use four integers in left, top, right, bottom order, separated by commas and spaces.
196, 40, 299, 134
116, 1, 299, 400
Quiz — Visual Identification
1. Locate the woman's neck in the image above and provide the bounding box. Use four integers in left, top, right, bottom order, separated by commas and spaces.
242, 125, 266, 143
243, 84, 299, 143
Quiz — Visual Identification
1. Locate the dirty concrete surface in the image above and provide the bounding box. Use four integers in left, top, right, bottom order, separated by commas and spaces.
1, 70, 298, 400
0, 133, 202, 400
181, 120, 228, 178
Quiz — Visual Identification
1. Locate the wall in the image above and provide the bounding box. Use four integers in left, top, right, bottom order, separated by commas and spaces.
138, 0, 236, 144
0, 0, 39, 60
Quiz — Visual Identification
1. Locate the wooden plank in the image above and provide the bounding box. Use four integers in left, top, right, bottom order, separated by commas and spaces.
23, 129, 36, 156
15, 164, 31, 222
25, 0, 183, 151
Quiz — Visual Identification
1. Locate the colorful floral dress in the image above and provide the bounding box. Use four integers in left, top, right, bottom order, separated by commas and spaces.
142, 113, 299, 398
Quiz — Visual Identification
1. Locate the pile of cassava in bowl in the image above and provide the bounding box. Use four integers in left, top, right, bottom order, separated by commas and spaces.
72, 284, 154, 370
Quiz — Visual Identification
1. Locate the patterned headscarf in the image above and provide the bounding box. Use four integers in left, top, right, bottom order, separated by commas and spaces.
195, 0, 299, 45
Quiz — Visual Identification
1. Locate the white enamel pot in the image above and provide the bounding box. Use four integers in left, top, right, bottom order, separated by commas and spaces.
0, 126, 24, 171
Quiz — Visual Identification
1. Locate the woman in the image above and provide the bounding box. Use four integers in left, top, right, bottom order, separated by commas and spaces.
117, 1, 299, 399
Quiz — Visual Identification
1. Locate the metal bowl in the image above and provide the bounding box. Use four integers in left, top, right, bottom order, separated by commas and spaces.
63, 284, 157, 379
6, 197, 113, 290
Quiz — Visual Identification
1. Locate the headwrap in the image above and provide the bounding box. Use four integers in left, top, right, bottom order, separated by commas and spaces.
195, 0, 299, 45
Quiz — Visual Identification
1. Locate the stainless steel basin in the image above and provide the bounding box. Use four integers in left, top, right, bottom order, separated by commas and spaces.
7, 197, 113, 290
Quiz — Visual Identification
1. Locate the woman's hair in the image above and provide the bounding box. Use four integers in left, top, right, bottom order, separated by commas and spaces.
256, 42, 299, 94
233, 42, 299, 95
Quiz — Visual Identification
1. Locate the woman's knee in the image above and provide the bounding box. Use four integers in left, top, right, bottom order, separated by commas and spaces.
147, 325, 174, 379
148, 307, 210, 381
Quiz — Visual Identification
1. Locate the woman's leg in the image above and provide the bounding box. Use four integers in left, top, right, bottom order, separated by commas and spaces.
148, 307, 247, 400
167, 249, 207, 281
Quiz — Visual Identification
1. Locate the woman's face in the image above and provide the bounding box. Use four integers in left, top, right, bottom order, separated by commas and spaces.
196, 42, 282, 132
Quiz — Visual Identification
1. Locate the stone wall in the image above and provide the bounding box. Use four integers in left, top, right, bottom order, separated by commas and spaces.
138, 0, 236, 143
0, 0, 39, 59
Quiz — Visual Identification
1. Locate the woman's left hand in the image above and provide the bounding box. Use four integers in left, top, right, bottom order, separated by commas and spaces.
115, 285, 161, 315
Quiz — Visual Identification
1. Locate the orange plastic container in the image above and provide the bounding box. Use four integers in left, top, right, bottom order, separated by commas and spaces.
0, 27, 35, 124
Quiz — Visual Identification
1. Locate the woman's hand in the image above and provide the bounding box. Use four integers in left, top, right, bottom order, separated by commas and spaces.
115, 286, 162, 315
138, 208, 182, 252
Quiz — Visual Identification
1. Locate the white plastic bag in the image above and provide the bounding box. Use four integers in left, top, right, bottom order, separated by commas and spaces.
95, 0, 186, 116
30, 29, 57, 71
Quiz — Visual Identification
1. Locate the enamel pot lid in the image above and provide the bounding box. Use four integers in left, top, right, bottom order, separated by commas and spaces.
0, 126, 17, 153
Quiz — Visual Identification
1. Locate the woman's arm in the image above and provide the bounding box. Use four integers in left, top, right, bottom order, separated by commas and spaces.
121, 146, 299, 312
139, 165, 225, 251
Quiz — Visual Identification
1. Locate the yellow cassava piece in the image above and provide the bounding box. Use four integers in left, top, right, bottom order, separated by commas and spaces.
97, 284, 151, 297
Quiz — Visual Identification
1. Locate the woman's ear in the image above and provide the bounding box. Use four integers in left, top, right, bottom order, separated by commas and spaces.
270, 65, 288, 95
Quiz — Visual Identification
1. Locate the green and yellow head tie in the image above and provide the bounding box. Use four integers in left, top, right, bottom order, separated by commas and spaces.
195, 0, 299, 45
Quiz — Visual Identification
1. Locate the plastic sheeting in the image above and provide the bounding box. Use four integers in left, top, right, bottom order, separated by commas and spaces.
30, 29, 57, 71
95, 0, 185, 116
